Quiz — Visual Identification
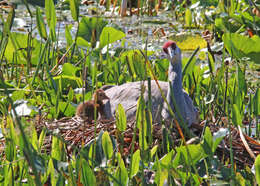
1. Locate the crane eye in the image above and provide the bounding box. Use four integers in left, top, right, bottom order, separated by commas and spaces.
163, 47, 168, 54
171, 43, 176, 50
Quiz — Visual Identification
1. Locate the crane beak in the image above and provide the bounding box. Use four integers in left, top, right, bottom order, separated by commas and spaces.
167, 47, 174, 59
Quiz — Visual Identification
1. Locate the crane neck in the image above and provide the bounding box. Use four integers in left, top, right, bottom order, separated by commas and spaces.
168, 60, 183, 94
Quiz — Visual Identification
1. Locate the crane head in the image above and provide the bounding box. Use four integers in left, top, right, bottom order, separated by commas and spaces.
163, 41, 181, 64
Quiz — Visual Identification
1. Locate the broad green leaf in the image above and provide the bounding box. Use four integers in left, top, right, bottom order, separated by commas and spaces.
69, 0, 79, 21
31, 126, 38, 151
47, 159, 57, 186
150, 145, 158, 159
59, 102, 76, 117
4, 32, 42, 65
212, 128, 227, 153
81, 159, 96, 185
114, 153, 128, 186
62, 63, 80, 76
76, 36, 91, 47
87, 130, 107, 167
223, 33, 260, 64
154, 156, 162, 185
232, 104, 242, 126
159, 150, 174, 168
136, 96, 148, 150
255, 155, 260, 185
88, 144, 94, 166
203, 127, 213, 155
68, 87, 74, 102
102, 131, 113, 159
51, 136, 62, 160
172, 144, 206, 168
53, 75, 82, 90
78, 17, 108, 47
130, 149, 140, 178
185, 9, 192, 27
99, 27, 125, 49
116, 104, 127, 132
155, 169, 168, 186
39, 128, 47, 150
36, 7, 47, 40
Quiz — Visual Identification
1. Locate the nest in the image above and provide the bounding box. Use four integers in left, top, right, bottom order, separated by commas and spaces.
35, 117, 168, 156
1, 116, 259, 170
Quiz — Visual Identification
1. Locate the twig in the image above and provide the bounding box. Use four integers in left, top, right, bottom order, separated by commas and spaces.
238, 125, 256, 160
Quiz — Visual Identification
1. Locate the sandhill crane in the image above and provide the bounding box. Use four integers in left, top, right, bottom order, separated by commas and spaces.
102, 41, 199, 126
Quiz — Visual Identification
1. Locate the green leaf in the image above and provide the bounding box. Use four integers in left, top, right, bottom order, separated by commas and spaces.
31, 126, 39, 151
223, 33, 260, 64
5, 139, 15, 162
255, 155, 260, 185
203, 127, 213, 155
130, 149, 140, 178
136, 96, 148, 150
62, 63, 80, 76
102, 131, 113, 159
159, 150, 174, 168
99, 27, 125, 49
36, 7, 47, 40
78, 17, 108, 47
39, 128, 47, 150
212, 129, 227, 153
114, 153, 128, 186
81, 159, 96, 185
65, 25, 73, 47
53, 75, 82, 90
76, 37, 91, 47
232, 104, 242, 126
45, 0, 56, 41
48, 159, 57, 186
236, 64, 246, 95
68, 87, 74, 102
9, 118, 18, 145
182, 47, 199, 80
69, 0, 79, 21
185, 9, 192, 27
150, 145, 158, 159
154, 156, 161, 184
59, 102, 76, 117
4, 32, 42, 65
154, 155, 168, 186
172, 144, 206, 168
254, 88, 259, 116
51, 136, 62, 160
116, 104, 127, 132
208, 51, 215, 75
155, 169, 168, 186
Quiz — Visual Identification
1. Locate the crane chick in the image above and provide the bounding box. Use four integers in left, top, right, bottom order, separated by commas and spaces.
76, 89, 109, 123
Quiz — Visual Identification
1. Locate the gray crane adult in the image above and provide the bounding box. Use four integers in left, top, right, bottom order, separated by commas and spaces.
102, 41, 199, 126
